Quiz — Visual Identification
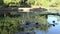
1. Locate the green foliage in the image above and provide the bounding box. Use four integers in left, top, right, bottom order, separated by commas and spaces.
3, 0, 22, 6
27, 0, 41, 6
40, 0, 51, 7
27, 0, 51, 7
50, 0, 60, 7
0, 0, 3, 5
0, 0, 59, 8
0, 0, 4, 8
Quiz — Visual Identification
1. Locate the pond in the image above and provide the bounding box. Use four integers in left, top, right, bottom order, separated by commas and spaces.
15, 12, 60, 34
0, 9, 60, 34
35, 15, 60, 34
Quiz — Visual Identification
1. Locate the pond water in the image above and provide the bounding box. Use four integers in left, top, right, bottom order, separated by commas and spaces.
35, 15, 60, 34
0, 9, 60, 34
32, 16, 60, 34
7, 9, 60, 34
15, 14, 60, 34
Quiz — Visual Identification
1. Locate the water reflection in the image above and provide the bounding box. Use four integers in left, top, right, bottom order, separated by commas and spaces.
35, 15, 60, 34
15, 12, 60, 34
15, 31, 35, 34
47, 15, 58, 24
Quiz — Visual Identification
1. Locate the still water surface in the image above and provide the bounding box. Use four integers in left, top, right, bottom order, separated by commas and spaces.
35, 15, 60, 34
16, 15, 60, 34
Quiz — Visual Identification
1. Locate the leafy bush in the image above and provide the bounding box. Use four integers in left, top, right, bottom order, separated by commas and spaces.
50, 0, 60, 7
27, 0, 51, 7
0, 0, 59, 7
3, 0, 22, 7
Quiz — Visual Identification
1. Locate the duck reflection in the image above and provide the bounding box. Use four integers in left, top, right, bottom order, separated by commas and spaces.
16, 15, 59, 34
47, 15, 58, 27
16, 22, 56, 34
